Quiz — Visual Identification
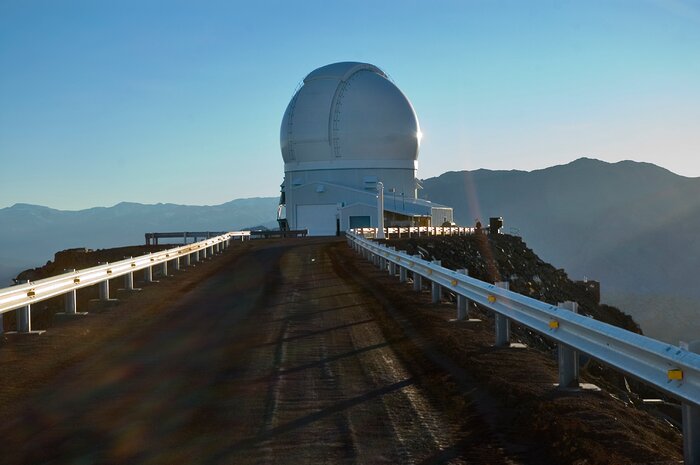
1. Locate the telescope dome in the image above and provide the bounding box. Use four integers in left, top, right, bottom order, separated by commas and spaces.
280, 62, 421, 168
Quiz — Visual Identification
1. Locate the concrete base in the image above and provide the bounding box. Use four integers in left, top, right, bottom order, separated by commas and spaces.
553, 382, 601, 392
492, 342, 527, 349
90, 298, 120, 306
448, 318, 482, 323
4, 330, 46, 336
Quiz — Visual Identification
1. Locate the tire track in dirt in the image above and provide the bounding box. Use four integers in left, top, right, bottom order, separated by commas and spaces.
241, 242, 487, 464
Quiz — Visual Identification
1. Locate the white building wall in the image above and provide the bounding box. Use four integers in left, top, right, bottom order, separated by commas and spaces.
283, 166, 417, 232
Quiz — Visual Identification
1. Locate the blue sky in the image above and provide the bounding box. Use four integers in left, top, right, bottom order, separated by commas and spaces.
1, 0, 698, 210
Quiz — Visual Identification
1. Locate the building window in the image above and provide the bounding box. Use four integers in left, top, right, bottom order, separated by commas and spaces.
349, 216, 371, 228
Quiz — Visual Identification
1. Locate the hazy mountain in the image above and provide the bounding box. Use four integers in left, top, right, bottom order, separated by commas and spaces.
420, 158, 700, 343
0, 197, 279, 286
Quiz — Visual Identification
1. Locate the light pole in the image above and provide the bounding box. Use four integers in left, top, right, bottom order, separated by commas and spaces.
377, 182, 385, 239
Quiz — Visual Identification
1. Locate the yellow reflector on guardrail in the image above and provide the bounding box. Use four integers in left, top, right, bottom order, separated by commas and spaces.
668, 369, 683, 381
549, 320, 560, 329
74, 278, 80, 284
106, 269, 112, 275
27, 289, 36, 297
487, 295, 496, 303
450, 279, 457, 286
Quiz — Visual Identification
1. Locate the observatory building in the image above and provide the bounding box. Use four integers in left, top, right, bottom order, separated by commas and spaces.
278, 61, 453, 235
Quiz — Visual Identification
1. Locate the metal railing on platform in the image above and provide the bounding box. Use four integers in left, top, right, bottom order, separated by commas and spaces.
145, 231, 250, 245
354, 226, 475, 239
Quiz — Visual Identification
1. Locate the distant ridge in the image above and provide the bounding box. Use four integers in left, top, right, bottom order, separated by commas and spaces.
3, 158, 697, 343
0, 197, 279, 286
420, 157, 700, 343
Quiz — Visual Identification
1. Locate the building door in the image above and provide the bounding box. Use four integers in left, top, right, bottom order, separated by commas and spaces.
296, 204, 338, 236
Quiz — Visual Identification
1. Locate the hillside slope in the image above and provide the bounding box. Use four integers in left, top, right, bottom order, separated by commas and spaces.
420, 158, 700, 343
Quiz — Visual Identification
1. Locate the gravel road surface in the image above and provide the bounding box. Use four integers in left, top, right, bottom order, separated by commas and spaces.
0, 238, 514, 464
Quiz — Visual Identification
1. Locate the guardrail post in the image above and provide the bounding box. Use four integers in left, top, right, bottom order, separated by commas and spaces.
682, 340, 700, 465
124, 270, 136, 291
431, 281, 440, 303
431, 260, 442, 303
60, 269, 77, 315
99, 279, 111, 301
413, 270, 422, 292
14, 280, 33, 333
144, 264, 154, 282
184, 253, 191, 267
192, 251, 199, 264
65, 289, 77, 314
162, 260, 169, 277
17, 304, 31, 332
174, 256, 181, 271
556, 301, 580, 388
388, 248, 397, 275
456, 269, 468, 320
399, 266, 407, 283
683, 401, 700, 465
494, 281, 510, 346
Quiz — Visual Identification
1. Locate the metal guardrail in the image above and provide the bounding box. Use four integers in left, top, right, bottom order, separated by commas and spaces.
346, 230, 700, 463
0, 232, 247, 318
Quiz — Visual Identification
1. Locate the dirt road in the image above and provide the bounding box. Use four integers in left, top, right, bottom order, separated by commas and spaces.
0, 239, 517, 464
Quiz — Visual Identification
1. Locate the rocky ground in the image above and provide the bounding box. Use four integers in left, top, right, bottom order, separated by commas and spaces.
0, 236, 684, 464
3, 245, 176, 331
382, 233, 684, 405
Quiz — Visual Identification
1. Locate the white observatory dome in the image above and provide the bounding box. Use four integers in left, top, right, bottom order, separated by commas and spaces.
280, 62, 420, 169
277, 62, 453, 236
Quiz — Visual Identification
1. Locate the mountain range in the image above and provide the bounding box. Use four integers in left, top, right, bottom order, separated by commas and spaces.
2, 158, 697, 343
0, 197, 278, 287
420, 157, 700, 343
